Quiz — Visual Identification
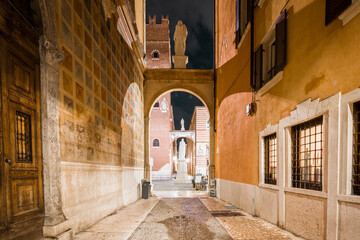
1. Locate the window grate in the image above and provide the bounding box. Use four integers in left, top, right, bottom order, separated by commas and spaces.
264, 133, 277, 185
352, 101, 360, 195
15, 110, 32, 163
291, 116, 323, 191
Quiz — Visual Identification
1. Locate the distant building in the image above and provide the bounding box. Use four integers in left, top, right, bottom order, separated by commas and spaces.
189, 106, 210, 176
150, 93, 174, 180
146, 15, 171, 69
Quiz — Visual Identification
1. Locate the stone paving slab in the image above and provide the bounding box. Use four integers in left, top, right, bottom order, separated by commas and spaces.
75, 198, 159, 240
129, 198, 232, 240
75, 192, 303, 240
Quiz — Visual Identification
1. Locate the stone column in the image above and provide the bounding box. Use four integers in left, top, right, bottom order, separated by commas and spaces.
144, 117, 151, 181
209, 117, 215, 181
40, 36, 73, 239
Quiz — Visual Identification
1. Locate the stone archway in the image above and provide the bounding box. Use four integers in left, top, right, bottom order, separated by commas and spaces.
143, 69, 215, 182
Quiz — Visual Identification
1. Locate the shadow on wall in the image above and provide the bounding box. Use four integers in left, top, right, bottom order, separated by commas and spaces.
121, 82, 144, 204
216, 92, 256, 184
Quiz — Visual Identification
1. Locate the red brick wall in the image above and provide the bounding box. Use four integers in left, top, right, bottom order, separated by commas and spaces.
150, 93, 173, 171
190, 107, 210, 173
146, 15, 171, 69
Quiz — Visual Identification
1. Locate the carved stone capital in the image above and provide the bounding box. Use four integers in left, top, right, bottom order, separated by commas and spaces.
39, 35, 64, 66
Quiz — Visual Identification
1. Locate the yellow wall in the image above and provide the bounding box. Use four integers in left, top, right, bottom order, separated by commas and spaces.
215, 0, 360, 185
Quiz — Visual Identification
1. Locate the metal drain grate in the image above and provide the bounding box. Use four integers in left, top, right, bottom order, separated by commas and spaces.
210, 210, 244, 217
224, 205, 238, 210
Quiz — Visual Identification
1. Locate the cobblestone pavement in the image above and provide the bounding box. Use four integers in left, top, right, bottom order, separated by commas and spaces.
75, 187, 303, 240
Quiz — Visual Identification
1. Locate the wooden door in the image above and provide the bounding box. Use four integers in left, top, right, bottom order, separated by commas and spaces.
0, 1, 44, 239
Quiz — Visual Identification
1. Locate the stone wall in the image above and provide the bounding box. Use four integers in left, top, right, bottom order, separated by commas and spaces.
56, 0, 144, 232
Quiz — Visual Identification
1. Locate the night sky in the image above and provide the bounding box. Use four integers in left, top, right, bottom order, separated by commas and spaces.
146, 0, 214, 69
171, 92, 204, 130
147, 0, 213, 128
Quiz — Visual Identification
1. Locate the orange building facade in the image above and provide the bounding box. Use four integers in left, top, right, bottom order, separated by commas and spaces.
215, 0, 360, 239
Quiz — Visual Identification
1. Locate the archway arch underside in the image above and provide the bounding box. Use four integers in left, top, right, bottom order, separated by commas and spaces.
144, 69, 215, 118
143, 69, 215, 182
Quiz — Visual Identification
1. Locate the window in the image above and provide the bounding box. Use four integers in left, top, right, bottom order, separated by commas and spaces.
16, 111, 32, 163
352, 101, 360, 195
326, 0, 352, 25
152, 51, 159, 59
153, 102, 159, 108
291, 116, 323, 191
253, 10, 287, 92
264, 133, 277, 185
235, 0, 251, 47
153, 139, 160, 147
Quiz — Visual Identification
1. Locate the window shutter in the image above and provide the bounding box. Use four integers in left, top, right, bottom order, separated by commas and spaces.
326, 0, 351, 25
254, 45, 263, 92
247, 0, 252, 24
275, 10, 286, 74
235, 0, 241, 47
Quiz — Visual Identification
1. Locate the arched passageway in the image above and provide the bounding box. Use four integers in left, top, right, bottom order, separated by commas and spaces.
143, 69, 215, 183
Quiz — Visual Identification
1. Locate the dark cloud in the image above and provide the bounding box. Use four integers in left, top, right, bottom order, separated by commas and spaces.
147, 0, 214, 69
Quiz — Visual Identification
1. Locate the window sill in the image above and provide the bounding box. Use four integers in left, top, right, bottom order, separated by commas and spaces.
236, 23, 251, 49
338, 0, 360, 26
256, 71, 283, 97
284, 187, 328, 199
259, 183, 279, 191
338, 194, 360, 204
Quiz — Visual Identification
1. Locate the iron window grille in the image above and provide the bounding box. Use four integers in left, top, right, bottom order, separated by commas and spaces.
264, 133, 277, 185
291, 116, 323, 191
15, 110, 32, 163
153, 139, 160, 147
352, 101, 360, 195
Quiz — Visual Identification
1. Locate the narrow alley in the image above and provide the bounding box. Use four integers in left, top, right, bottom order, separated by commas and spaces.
76, 182, 302, 240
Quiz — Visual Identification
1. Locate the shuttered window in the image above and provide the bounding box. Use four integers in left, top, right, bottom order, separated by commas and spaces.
326, 0, 352, 25
235, 0, 251, 47
253, 10, 286, 92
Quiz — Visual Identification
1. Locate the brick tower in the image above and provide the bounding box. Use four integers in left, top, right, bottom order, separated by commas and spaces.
146, 15, 171, 69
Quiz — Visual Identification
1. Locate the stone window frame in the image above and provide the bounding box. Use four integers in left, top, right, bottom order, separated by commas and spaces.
259, 123, 279, 190
151, 50, 160, 60
279, 95, 341, 199
152, 138, 160, 148
339, 88, 360, 204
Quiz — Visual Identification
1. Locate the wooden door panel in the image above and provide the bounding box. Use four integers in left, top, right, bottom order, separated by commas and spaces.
7, 43, 38, 103
7, 100, 42, 224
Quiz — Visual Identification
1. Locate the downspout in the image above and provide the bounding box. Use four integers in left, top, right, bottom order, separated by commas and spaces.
250, 1, 255, 90
213, 0, 217, 133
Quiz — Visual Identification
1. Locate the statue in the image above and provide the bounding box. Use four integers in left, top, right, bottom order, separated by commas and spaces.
180, 118, 185, 131
174, 20, 188, 56
178, 138, 186, 159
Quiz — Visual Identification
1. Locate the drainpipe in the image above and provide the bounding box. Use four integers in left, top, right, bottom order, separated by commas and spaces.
250, 1, 255, 90
213, 0, 217, 133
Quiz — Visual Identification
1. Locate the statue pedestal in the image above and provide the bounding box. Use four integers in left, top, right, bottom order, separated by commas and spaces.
174, 158, 190, 183
172, 55, 188, 69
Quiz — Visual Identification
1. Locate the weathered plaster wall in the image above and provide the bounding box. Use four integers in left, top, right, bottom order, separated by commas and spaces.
55, 0, 144, 232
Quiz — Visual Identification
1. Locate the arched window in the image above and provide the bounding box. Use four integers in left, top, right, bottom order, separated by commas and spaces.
153, 101, 159, 108
153, 139, 160, 147
152, 51, 159, 59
